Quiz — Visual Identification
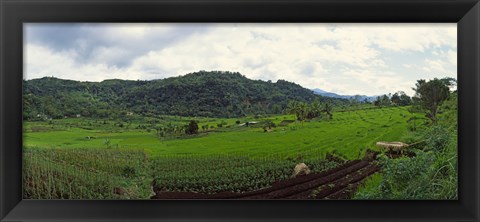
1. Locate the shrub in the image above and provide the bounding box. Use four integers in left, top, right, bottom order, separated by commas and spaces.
379, 151, 434, 192
355, 147, 457, 200
355, 151, 434, 199
185, 120, 199, 135
424, 125, 451, 153
263, 120, 276, 129
122, 166, 136, 177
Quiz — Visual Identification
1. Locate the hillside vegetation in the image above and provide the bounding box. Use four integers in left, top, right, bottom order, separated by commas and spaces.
23, 71, 350, 119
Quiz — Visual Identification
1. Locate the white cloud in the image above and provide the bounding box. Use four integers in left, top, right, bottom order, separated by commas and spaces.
448, 50, 457, 66
421, 54, 456, 79
422, 59, 447, 73
24, 44, 77, 79
25, 43, 143, 81
341, 68, 413, 95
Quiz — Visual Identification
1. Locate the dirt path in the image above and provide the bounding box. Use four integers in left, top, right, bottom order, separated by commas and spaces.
151, 160, 379, 199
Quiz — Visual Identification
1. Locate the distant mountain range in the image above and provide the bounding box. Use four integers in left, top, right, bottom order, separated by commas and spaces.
311, 88, 379, 102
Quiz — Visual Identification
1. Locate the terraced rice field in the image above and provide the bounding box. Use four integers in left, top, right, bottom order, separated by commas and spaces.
24, 106, 419, 159
23, 106, 420, 199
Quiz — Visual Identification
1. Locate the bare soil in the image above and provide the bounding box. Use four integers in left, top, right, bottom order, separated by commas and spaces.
151, 159, 379, 199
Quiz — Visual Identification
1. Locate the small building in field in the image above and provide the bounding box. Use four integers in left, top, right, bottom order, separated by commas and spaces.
239, 121, 258, 126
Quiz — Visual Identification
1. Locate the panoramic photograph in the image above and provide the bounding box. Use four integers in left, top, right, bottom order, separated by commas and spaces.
23, 23, 457, 200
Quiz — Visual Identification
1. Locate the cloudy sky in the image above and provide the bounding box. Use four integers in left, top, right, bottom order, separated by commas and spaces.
24, 23, 456, 96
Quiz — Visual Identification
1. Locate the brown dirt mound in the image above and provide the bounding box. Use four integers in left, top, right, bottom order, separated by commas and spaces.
151, 160, 379, 199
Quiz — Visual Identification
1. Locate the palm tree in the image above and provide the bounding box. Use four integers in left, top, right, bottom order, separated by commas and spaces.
286, 101, 300, 119
286, 101, 311, 125
297, 102, 308, 122
286, 100, 304, 126
323, 103, 333, 119
309, 100, 323, 118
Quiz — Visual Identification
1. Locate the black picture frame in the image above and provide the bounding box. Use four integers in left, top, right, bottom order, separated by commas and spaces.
1, 0, 479, 221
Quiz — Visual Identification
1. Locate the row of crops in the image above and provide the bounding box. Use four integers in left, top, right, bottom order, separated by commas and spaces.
23, 147, 341, 199
23, 148, 151, 199
150, 154, 339, 193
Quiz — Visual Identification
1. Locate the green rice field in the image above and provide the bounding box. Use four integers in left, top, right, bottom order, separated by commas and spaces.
24, 106, 418, 158
23, 106, 426, 199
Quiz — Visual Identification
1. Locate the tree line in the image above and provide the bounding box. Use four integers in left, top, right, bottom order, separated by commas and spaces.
373, 91, 412, 107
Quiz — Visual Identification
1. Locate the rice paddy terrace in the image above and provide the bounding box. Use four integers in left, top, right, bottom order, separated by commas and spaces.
23, 106, 420, 199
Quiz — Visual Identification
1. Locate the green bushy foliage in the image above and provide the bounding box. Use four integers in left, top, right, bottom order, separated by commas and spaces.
424, 125, 451, 153
355, 126, 457, 200
376, 151, 435, 199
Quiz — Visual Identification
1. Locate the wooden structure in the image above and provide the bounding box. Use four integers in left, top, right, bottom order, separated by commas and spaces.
376, 140, 426, 154
376, 141, 408, 153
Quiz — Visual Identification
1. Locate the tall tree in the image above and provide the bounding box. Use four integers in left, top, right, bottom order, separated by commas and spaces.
391, 91, 412, 106
323, 103, 333, 119
185, 120, 199, 135
412, 78, 454, 125
297, 102, 308, 121
308, 100, 323, 119
381, 95, 390, 106
399, 92, 412, 106
286, 101, 298, 119
374, 95, 390, 107
286, 100, 309, 126
391, 93, 401, 105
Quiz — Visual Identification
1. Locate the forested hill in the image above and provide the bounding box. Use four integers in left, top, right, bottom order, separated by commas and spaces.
23, 71, 348, 119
